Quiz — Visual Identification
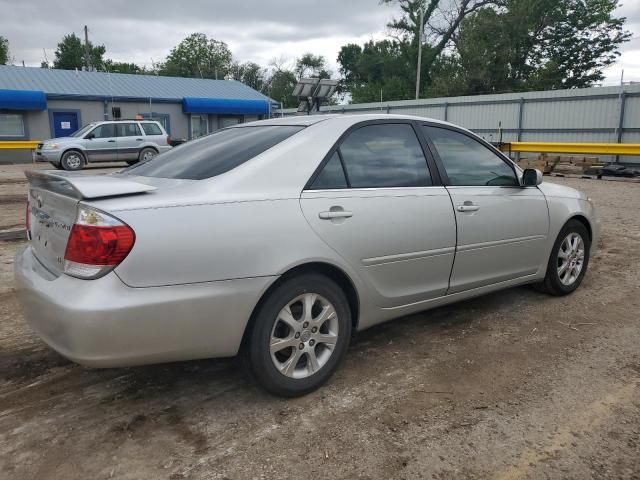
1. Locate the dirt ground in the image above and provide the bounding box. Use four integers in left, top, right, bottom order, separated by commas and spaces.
0, 164, 638, 480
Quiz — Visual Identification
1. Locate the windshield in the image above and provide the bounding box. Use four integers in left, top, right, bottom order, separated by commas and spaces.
125, 125, 304, 180
69, 124, 96, 138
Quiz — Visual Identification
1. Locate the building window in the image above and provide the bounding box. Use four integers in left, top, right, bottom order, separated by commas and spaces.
219, 116, 242, 129
0, 113, 26, 137
139, 113, 170, 134
191, 115, 209, 139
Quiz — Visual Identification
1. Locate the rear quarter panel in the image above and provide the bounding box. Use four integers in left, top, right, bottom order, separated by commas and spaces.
112, 199, 358, 287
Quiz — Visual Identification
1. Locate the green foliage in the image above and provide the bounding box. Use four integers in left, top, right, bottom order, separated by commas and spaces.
338, 40, 416, 103
53, 33, 106, 70
295, 53, 331, 79
103, 60, 146, 74
265, 68, 298, 108
0, 36, 8, 65
340, 0, 630, 101
159, 33, 233, 79
229, 61, 266, 91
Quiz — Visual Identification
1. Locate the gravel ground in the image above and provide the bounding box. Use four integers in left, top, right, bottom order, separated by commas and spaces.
0, 165, 638, 479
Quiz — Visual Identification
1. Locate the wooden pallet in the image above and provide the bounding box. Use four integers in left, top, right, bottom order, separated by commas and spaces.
517, 155, 604, 177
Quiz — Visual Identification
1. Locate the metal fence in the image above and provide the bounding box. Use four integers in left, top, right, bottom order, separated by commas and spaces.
276, 84, 640, 164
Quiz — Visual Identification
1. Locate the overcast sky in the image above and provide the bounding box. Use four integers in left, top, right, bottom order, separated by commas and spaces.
1, 0, 639, 86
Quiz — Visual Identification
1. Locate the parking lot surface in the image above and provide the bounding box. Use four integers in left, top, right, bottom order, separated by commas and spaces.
0, 164, 638, 479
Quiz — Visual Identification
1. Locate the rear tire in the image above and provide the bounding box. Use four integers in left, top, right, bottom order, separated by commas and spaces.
138, 147, 157, 163
60, 150, 85, 171
246, 273, 352, 397
535, 219, 590, 296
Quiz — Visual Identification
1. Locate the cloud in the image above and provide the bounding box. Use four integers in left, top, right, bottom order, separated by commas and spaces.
0, 0, 398, 71
1, 0, 638, 84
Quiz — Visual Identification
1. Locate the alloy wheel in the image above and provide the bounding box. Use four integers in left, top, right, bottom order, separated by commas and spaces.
557, 232, 585, 286
269, 293, 339, 379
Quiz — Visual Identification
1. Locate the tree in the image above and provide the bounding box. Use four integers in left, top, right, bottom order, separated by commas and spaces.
382, 0, 498, 94
103, 60, 146, 74
338, 39, 415, 103
159, 33, 233, 79
439, 0, 631, 94
53, 33, 106, 70
295, 53, 331, 79
0, 36, 8, 65
229, 61, 266, 90
264, 67, 298, 108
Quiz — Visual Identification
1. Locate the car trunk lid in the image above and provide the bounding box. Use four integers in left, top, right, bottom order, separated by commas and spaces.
25, 170, 156, 275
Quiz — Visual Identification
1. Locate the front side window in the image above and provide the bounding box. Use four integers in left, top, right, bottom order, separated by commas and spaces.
125, 126, 304, 180
116, 123, 142, 137
0, 113, 25, 137
71, 124, 94, 138
337, 124, 432, 188
422, 126, 518, 186
89, 124, 116, 139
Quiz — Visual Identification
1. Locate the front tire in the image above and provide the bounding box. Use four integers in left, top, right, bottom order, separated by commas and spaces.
50, 162, 63, 170
536, 220, 590, 296
60, 150, 85, 171
247, 273, 352, 397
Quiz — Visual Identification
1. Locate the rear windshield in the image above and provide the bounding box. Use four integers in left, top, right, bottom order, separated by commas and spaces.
125, 125, 304, 180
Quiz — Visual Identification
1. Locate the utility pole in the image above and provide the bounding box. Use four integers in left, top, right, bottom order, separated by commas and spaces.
83, 25, 90, 71
415, 7, 424, 100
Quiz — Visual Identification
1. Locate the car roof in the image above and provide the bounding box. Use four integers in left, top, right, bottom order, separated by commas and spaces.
242, 113, 456, 129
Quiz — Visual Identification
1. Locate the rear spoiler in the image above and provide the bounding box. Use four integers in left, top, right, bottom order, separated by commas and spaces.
25, 170, 156, 200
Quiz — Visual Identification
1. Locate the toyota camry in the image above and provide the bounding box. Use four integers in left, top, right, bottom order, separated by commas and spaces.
15, 114, 599, 396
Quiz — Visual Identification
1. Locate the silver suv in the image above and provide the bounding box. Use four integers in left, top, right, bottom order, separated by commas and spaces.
35, 120, 172, 170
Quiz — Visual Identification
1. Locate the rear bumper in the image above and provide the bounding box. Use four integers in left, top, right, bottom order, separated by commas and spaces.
14, 245, 274, 367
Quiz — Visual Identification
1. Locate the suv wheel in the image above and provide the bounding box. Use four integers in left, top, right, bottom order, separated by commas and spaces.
139, 147, 157, 163
247, 273, 352, 396
60, 150, 85, 171
535, 219, 591, 296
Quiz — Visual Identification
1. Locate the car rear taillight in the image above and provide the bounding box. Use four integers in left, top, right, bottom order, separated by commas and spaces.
63, 206, 135, 279
166, 135, 171, 145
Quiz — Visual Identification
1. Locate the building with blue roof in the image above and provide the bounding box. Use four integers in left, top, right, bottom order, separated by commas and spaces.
0, 65, 275, 145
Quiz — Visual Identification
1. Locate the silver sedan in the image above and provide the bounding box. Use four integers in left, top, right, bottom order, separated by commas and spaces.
15, 114, 599, 396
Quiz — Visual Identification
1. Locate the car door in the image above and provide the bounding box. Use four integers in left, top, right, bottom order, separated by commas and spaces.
115, 122, 144, 161
421, 124, 549, 294
85, 123, 117, 162
300, 122, 457, 308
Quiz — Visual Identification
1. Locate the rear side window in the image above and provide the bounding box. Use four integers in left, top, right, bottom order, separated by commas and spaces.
126, 126, 304, 180
310, 152, 348, 189
141, 123, 163, 136
116, 123, 142, 137
337, 124, 432, 188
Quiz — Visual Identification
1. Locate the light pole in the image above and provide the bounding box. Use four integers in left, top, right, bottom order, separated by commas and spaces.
415, 6, 424, 100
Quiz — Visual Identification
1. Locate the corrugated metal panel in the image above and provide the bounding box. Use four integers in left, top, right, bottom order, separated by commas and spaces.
0, 65, 270, 102
623, 95, 640, 129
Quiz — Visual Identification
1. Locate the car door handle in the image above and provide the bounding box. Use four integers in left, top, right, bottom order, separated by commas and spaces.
135, 138, 143, 141
319, 210, 353, 220
457, 204, 479, 212
107, 139, 116, 143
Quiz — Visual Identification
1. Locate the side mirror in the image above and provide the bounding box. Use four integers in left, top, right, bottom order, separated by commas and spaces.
522, 168, 543, 186
85, 133, 94, 140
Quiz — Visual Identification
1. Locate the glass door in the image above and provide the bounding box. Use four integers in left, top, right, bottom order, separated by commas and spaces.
191, 115, 209, 139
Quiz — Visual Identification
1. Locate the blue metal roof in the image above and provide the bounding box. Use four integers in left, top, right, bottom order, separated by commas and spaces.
0, 65, 271, 103
0, 89, 47, 110
183, 97, 269, 115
